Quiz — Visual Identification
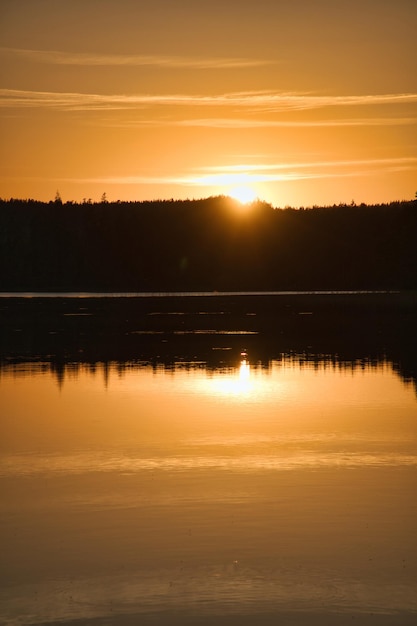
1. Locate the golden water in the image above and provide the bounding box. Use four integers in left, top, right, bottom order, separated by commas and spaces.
1, 358, 416, 625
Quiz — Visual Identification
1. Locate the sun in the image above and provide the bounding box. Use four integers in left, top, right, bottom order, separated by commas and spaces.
229, 185, 257, 204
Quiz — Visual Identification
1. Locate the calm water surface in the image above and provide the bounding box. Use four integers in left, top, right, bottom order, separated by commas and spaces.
0, 294, 416, 625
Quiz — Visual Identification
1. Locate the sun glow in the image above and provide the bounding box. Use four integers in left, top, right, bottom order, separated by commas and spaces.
209, 357, 253, 398
229, 185, 257, 204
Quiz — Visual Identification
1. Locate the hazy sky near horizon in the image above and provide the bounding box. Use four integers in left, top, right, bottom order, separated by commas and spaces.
1, 0, 416, 206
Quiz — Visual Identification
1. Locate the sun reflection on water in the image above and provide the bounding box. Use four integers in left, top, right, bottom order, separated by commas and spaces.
202, 352, 266, 400
211, 358, 251, 397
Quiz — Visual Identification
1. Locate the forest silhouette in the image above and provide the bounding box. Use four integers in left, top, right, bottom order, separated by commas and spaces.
0, 196, 416, 291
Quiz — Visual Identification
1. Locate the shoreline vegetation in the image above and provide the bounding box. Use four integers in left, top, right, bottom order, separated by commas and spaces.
1, 196, 416, 292
1, 291, 416, 392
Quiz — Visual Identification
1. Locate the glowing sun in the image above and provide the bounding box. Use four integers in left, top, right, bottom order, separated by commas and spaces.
229, 185, 257, 204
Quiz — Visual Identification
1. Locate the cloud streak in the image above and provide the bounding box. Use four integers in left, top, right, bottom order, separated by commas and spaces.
187, 157, 417, 185
178, 117, 417, 128
57, 157, 417, 188
94, 117, 417, 129
1, 88, 417, 113
0, 47, 269, 69
201, 157, 417, 173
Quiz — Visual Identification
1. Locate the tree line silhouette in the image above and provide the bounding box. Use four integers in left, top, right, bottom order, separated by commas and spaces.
0, 196, 416, 291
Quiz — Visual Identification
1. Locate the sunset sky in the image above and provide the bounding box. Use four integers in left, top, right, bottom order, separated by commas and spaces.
1, 0, 416, 207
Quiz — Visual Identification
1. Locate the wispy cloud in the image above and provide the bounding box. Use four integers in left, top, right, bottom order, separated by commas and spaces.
94, 116, 417, 129
186, 157, 417, 185
178, 117, 417, 128
0, 47, 269, 69
201, 157, 417, 173
1, 88, 417, 113
57, 157, 417, 188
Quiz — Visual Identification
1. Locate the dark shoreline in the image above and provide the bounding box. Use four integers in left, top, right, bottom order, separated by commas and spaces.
0, 289, 407, 296
1, 291, 416, 391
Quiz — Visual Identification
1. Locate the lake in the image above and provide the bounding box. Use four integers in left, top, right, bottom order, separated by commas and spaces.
1, 293, 416, 625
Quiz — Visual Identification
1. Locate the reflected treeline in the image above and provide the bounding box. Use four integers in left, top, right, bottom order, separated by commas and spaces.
0, 197, 416, 291
1, 293, 416, 391
2, 356, 400, 393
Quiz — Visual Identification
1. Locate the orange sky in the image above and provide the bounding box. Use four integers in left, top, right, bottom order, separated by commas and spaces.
0, 0, 416, 207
